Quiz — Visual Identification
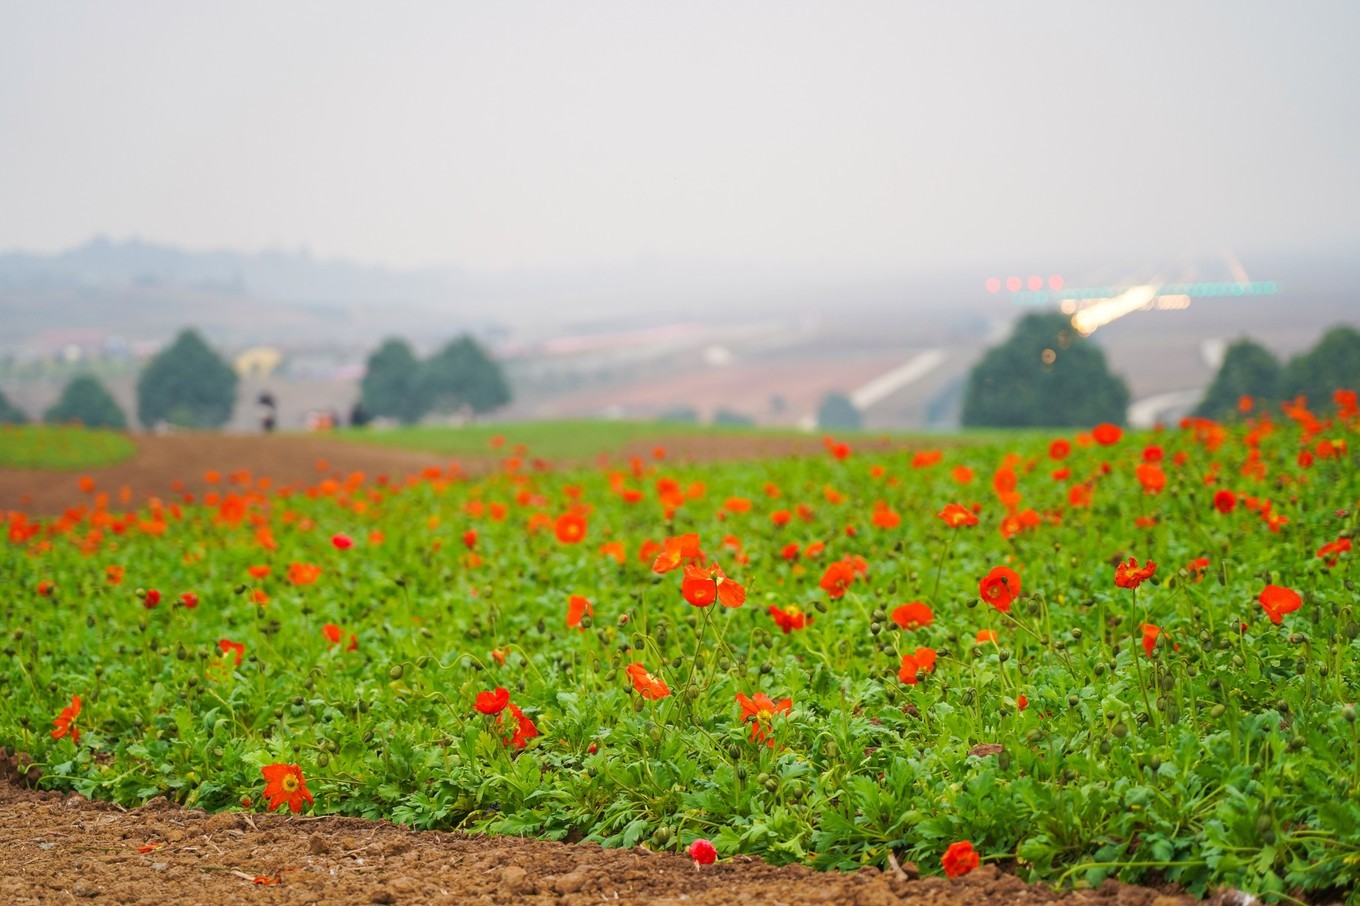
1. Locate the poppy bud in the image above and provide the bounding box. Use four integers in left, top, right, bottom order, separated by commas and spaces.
1112, 723, 1128, 739
1343, 705, 1356, 723
1210, 704, 1227, 718
234, 584, 247, 595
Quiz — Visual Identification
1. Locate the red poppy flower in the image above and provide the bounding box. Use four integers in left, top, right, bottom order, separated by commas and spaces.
1213, 490, 1237, 513
247, 564, 272, 580
51, 694, 81, 745
218, 638, 245, 666
331, 533, 354, 549
625, 663, 671, 700
819, 560, 857, 599
1185, 557, 1210, 582
1259, 585, 1302, 624
937, 503, 979, 528
770, 509, 792, 527
322, 623, 358, 651
978, 566, 1021, 612
872, 506, 902, 529
260, 763, 313, 814
503, 703, 538, 749
475, 686, 511, 715
688, 838, 718, 866
1114, 557, 1157, 589
566, 594, 593, 629
180, 591, 199, 609
942, 840, 980, 878
141, 588, 161, 608
735, 692, 793, 745
37, 580, 55, 597
1317, 538, 1351, 567
898, 647, 937, 684
768, 604, 811, 633
554, 512, 587, 544
681, 562, 746, 608
1140, 623, 1162, 656
1135, 463, 1165, 494
891, 602, 934, 631
1016, 694, 1029, 711
652, 533, 703, 573
1092, 423, 1123, 446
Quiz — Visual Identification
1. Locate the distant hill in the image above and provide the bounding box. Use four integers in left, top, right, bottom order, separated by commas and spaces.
0, 236, 458, 306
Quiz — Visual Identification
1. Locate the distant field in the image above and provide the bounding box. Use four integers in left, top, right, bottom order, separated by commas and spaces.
337, 420, 809, 461
0, 425, 137, 470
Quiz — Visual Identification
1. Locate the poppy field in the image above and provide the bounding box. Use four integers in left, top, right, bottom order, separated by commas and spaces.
3, 395, 1359, 901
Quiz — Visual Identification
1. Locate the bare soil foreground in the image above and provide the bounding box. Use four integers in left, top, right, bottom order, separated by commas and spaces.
0, 431, 911, 515
0, 781, 1217, 906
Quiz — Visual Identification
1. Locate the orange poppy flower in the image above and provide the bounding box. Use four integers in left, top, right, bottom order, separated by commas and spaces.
937, 503, 979, 528
260, 763, 313, 814
1135, 463, 1165, 494
322, 623, 357, 651
1092, 423, 1123, 445
51, 694, 81, 745
978, 566, 1021, 612
891, 602, 934, 631
975, 629, 999, 644
768, 604, 811, 633
681, 562, 746, 608
247, 564, 271, 580
36, 580, 55, 597
652, 533, 703, 573
553, 512, 586, 544
475, 687, 510, 715
819, 560, 857, 599
898, 647, 937, 684
1184, 557, 1210, 582
626, 663, 671, 700
942, 840, 980, 878
105, 565, 124, 586
503, 703, 539, 749
1141, 623, 1162, 656
1317, 538, 1351, 567
1259, 585, 1302, 624
735, 692, 793, 745
287, 562, 321, 586
566, 594, 593, 629
872, 506, 901, 529
1114, 557, 1157, 589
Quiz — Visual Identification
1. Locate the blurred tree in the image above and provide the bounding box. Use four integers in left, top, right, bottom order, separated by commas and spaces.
418, 335, 511, 417
1279, 325, 1360, 410
1193, 338, 1281, 420
712, 408, 755, 427
136, 329, 238, 428
961, 312, 1129, 427
817, 392, 862, 430
659, 406, 699, 424
45, 374, 127, 429
0, 387, 28, 424
360, 338, 427, 424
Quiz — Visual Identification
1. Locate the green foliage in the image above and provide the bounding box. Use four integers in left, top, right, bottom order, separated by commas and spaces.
418, 335, 511, 417
359, 339, 426, 425
136, 329, 238, 429
817, 393, 862, 431
0, 386, 28, 424
0, 425, 136, 469
1194, 338, 1281, 420
1279, 325, 1360, 411
962, 313, 1130, 428
7, 416, 1360, 899
712, 409, 755, 427
43, 374, 127, 429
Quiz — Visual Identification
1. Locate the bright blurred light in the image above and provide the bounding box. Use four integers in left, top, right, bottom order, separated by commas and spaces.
1048, 274, 1064, 291
1070, 285, 1158, 335
1027, 275, 1043, 291
985, 277, 1001, 293
1006, 276, 1021, 292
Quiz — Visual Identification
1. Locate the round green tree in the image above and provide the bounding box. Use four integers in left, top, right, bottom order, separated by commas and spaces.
0, 387, 27, 424
1279, 325, 1360, 411
961, 312, 1130, 428
817, 392, 863, 430
359, 338, 427, 424
136, 329, 239, 429
1193, 338, 1281, 420
418, 335, 511, 417
44, 374, 127, 429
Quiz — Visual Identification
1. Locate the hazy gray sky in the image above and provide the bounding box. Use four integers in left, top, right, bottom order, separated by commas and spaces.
1, 1, 1357, 274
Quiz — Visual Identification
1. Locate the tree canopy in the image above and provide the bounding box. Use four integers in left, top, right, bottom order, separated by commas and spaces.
0, 387, 27, 424
961, 312, 1129, 428
1279, 325, 1360, 411
817, 392, 863, 430
44, 374, 127, 429
418, 335, 511, 416
360, 339, 427, 424
1193, 338, 1281, 420
136, 329, 238, 428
